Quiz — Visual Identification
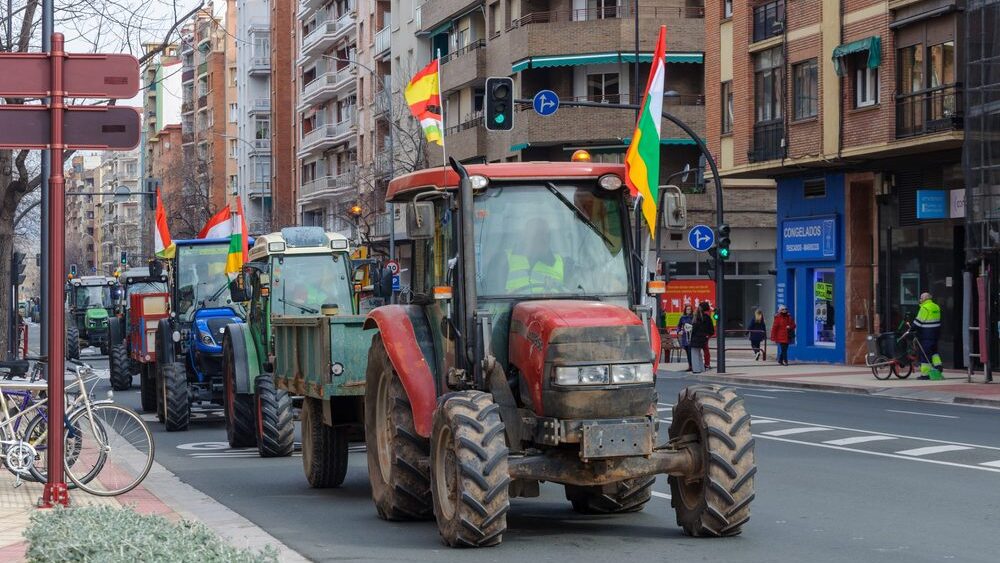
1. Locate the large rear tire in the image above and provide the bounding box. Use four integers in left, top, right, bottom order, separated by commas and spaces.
302, 397, 348, 487
364, 334, 432, 521
255, 374, 294, 458
139, 363, 157, 413
66, 325, 80, 360
161, 362, 190, 432
108, 343, 131, 390
430, 391, 509, 548
668, 385, 756, 537
565, 476, 655, 514
222, 332, 257, 448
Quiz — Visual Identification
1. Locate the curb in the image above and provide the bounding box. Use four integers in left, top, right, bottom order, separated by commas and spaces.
953, 396, 1000, 407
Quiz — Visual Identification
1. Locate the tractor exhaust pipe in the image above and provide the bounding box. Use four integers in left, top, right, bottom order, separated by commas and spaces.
449, 158, 478, 377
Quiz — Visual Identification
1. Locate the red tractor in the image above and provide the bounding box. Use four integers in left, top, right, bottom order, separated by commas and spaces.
363, 160, 756, 547
113, 266, 170, 411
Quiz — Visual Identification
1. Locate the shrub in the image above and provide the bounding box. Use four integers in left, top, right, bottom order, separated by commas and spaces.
24, 505, 278, 563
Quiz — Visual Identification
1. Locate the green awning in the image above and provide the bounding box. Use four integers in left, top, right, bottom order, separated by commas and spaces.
510, 143, 529, 152
832, 36, 881, 76
620, 52, 704, 64
512, 52, 704, 73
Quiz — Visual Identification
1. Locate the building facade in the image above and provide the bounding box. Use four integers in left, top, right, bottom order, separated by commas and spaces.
271, 0, 298, 228
97, 150, 142, 275
236, 0, 274, 233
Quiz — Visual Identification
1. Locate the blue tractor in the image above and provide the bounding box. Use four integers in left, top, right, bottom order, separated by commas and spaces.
148, 238, 248, 431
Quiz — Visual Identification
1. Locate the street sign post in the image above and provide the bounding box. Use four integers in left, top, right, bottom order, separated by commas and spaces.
532, 90, 559, 116
687, 224, 716, 252
0, 52, 139, 98
0, 106, 140, 149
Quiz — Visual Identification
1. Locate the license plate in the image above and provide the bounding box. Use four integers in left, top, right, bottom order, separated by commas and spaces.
580, 421, 653, 459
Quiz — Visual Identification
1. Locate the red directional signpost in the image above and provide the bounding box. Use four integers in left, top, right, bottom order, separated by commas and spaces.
0, 33, 140, 507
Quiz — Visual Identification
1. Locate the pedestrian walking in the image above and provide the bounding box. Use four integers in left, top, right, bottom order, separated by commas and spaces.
747, 309, 767, 361
676, 304, 694, 371
912, 292, 944, 380
689, 302, 714, 373
770, 304, 796, 365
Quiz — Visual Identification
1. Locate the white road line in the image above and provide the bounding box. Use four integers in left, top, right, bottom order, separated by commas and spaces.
886, 409, 959, 419
657, 402, 673, 407
658, 418, 672, 424
749, 419, 778, 424
761, 427, 832, 437
755, 434, 1000, 474
980, 460, 1000, 468
895, 445, 973, 457
743, 393, 777, 399
823, 435, 897, 446
656, 407, 671, 412
651, 491, 672, 500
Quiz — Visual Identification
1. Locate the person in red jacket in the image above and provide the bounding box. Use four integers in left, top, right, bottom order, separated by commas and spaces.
770, 305, 796, 366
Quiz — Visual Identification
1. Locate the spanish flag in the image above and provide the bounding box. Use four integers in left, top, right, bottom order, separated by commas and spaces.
625, 26, 667, 238
154, 188, 175, 259
404, 59, 443, 146
224, 198, 249, 276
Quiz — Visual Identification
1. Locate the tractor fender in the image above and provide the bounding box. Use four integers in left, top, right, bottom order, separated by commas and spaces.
156, 319, 178, 364
226, 323, 261, 395
109, 316, 123, 347
364, 305, 439, 437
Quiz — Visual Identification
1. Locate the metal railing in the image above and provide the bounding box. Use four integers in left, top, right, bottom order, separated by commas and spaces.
508, 6, 702, 29
441, 39, 485, 65
249, 56, 270, 73
749, 121, 784, 162
247, 181, 271, 197
197, 62, 208, 76
302, 12, 356, 52
181, 69, 194, 82
375, 25, 391, 55
895, 84, 963, 138
444, 112, 483, 135
300, 169, 355, 198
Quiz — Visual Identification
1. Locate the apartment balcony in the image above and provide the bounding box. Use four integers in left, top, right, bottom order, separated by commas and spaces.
896, 84, 963, 139
299, 169, 356, 201
421, 0, 477, 33
251, 139, 272, 156
442, 116, 487, 161
247, 180, 271, 199
301, 13, 357, 62
440, 39, 485, 92
374, 24, 391, 58
370, 212, 393, 240
298, 117, 357, 156
197, 61, 208, 76
197, 95, 208, 109
248, 56, 271, 76
374, 151, 394, 177
182, 69, 194, 82
249, 98, 271, 115
749, 121, 785, 163
300, 67, 356, 108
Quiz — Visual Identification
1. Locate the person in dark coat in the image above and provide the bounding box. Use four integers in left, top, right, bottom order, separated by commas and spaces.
747, 309, 767, 361
676, 304, 694, 371
770, 304, 796, 365
689, 302, 715, 373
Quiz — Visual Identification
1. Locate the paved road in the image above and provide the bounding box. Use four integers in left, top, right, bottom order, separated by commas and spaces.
74, 352, 1000, 563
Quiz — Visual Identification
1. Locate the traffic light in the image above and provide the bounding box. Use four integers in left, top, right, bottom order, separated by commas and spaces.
716, 223, 731, 261
705, 250, 717, 281
144, 178, 161, 210
120, 251, 127, 268
12, 252, 26, 286
70, 263, 78, 278
484, 77, 514, 131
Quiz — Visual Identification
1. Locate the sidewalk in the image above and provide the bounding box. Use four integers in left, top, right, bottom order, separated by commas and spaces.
662, 356, 1000, 407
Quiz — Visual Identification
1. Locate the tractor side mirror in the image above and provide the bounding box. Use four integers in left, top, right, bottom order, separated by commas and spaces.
228, 275, 249, 303
406, 202, 435, 240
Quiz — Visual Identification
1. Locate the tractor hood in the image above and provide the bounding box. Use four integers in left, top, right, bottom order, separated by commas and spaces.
85, 308, 109, 321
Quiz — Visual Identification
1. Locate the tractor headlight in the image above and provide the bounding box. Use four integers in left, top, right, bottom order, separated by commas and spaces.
555, 365, 609, 386
200, 333, 215, 345
610, 364, 655, 384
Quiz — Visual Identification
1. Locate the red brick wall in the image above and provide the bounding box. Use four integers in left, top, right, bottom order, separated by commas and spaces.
841, 14, 895, 151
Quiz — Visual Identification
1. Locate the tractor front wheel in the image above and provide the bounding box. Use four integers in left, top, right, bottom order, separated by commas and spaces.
668, 385, 756, 537
255, 374, 294, 458
430, 391, 509, 548
223, 333, 256, 448
66, 325, 80, 360
565, 476, 655, 514
108, 344, 131, 391
161, 362, 190, 432
302, 397, 348, 488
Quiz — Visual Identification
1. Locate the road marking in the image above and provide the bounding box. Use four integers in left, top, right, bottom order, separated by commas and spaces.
658, 418, 672, 424
743, 393, 777, 399
761, 427, 832, 437
656, 407, 671, 412
658, 402, 673, 407
140, 414, 157, 422
981, 460, 1000, 468
823, 436, 897, 446
651, 491, 672, 500
749, 419, 778, 425
755, 434, 1000, 474
886, 409, 959, 419
895, 445, 973, 457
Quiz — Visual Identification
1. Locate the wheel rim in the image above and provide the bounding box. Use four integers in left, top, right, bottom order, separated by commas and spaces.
375, 372, 393, 483
433, 423, 456, 520
676, 417, 704, 511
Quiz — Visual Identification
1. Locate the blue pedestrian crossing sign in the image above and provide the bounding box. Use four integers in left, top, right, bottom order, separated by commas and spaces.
533, 90, 559, 116
688, 224, 715, 252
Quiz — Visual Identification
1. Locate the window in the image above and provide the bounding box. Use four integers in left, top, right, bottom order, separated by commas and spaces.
255, 116, 270, 140
793, 59, 818, 119
929, 41, 956, 88
586, 0, 622, 19
721, 81, 733, 133
587, 73, 620, 103
490, 2, 500, 36
229, 139, 238, 158
855, 66, 879, 107
229, 103, 238, 122
723, 0, 732, 18
754, 47, 783, 123
813, 269, 836, 346
228, 68, 237, 87
752, 0, 784, 43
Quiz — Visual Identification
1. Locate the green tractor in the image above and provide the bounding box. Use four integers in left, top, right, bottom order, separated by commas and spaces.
65, 275, 121, 359
222, 226, 375, 469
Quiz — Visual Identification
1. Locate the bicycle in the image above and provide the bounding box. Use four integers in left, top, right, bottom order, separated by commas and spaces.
0, 360, 155, 496
866, 326, 925, 380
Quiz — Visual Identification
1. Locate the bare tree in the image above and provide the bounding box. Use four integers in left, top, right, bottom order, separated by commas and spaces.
161, 147, 211, 239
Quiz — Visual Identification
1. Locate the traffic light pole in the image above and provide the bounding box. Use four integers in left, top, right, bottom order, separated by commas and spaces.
513, 98, 727, 372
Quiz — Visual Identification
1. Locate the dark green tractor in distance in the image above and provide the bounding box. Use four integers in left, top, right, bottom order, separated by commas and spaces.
65, 276, 120, 359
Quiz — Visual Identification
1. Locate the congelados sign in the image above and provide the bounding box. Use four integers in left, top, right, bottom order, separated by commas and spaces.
781, 216, 837, 262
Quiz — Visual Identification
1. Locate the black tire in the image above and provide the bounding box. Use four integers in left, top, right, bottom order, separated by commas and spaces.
871, 356, 894, 380
255, 374, 294, 457
365, 334, 432, 521
108, 343, 131, 390
565, 476, 655, 514
897, 361, 914, 379
99, 342, 110, 356
161, 362, 190, 432
302, 397, 349, 488
669, 385, 756, 537
66, 325, 80, 360
430, 391, 509, 548
140, 363, 157, 413
223, 332, 257, 448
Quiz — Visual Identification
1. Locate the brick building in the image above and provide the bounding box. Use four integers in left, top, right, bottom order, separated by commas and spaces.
270, 0, 298, 228
706, 0, 965, 364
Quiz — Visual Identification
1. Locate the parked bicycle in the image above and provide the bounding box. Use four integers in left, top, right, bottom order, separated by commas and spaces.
0, 360, 155, 496
866, 325, 925, 380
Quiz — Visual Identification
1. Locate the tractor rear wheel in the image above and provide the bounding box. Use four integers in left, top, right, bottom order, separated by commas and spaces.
668, 385, 756, 537
430, 391, 509, 548
565, 476, 655, 514
302, 397, 348, 488
364, 334, 432, 521
223, 333, 256, 448
139, 363, 157, 413
161, 362, 190, 432
108, 344, 131, 390
255, 374, 294, 458
66, 326, 80, 360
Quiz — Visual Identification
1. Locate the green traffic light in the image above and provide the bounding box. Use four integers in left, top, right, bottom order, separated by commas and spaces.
494, 114, 505, 124
719, 247, 730, 258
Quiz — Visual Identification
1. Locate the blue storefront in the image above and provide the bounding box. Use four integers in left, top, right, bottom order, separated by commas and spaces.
775, 174, 846, 363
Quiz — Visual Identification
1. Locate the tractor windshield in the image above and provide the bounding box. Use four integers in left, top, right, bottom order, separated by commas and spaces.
126, 281, 167, 299
271, 253, 353, 315
475, 182, 630, 298
175, 243, 240, 321
73, 286, 113, 310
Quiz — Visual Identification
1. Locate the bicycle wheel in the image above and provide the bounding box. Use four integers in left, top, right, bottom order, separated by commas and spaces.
22, 411, 89, 486
65, 404, 154, 496
896, 359, 914, 379
871, 356, 894, 380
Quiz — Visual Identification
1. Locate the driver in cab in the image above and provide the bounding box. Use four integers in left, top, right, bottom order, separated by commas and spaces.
501, 218, 565, 295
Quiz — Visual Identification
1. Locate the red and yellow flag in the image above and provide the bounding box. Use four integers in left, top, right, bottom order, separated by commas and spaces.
404, 59, 443, 146
154, 188, 175, 259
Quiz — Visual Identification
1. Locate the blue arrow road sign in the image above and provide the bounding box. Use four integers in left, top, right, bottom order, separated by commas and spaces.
533, 90, 559, 116
688, 224, 715, 252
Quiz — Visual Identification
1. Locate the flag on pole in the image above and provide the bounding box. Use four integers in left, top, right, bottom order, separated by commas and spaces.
225, 198, 249, 276
625, 25, 667, 238
198, 207, 233, 239
404, 59, 444, 146
154, 189, 176, 259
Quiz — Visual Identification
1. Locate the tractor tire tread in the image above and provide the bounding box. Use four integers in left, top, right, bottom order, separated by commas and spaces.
255, 374, 294, 458
109, 344, 131, 391
302, 397, 348, 488
162, 363, 190, 432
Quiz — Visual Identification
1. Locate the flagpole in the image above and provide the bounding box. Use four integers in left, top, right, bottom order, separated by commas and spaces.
437, 49, 447, 170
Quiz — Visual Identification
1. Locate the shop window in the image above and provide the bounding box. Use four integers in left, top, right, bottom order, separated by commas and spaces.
813, 269, 836, 347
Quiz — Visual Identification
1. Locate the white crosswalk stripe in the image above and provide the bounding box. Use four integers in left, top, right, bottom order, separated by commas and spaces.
761, 427, 832, 437
651, 491, 671, 500
895, 445, 974, 457
823, 436, 897, 446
